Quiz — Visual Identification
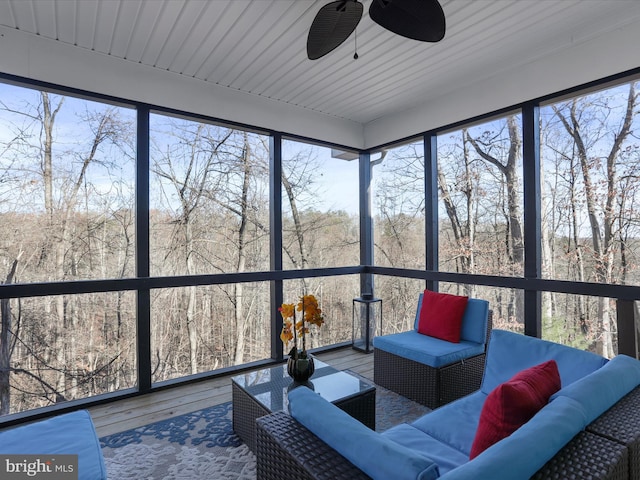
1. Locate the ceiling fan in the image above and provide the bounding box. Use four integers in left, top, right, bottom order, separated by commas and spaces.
306, 0, 446, 60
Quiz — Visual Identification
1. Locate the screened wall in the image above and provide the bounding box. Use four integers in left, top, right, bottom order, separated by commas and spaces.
0, 68, 639, 421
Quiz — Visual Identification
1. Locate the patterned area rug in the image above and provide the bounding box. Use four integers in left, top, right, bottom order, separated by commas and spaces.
100, 373, 431, 479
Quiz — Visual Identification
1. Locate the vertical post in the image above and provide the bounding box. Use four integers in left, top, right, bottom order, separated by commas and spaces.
136, 105, 151, 392
359, 152, 374, 295
522, 102, 542, 338
424, 133, 438, 292
270, 133, 284, 360
617, 299, 639, 358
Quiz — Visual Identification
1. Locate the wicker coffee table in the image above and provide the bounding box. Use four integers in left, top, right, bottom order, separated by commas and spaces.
231, 359, 376, 452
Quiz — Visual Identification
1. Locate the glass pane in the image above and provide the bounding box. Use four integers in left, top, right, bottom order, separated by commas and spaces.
151, 282, 271, 383
540, 81, 640, 287
541, 293, 617, 358
375, 277, 425, 335
150, 114, 271, 275
373, 141, 426, 269
437, 114, 524, 277
281, 140, 359, 269
0, 83, 136, 282
440, 283, 524, 334
1, 292, 136, 415
281, 275, 359, 351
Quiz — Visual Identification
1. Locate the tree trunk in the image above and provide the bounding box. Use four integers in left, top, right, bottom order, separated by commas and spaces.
540, 161, 554, 323
0, 257, 20, 414
234, 133, 251, 365
466, 116, 524, 320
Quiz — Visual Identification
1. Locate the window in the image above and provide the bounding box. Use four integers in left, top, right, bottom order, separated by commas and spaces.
541, 82, 640, 287
281, 140, 359, 269
0, 83, 136, 415
0, 84, 136, 282
437, 114, 524, 278
540, 80, 640, 357
3, 292, 136, 414
375, 277, 426, 335
150, 114, 271, 275
151, 282, 271, 382
373, 140, 426, 269
541, 293, 618, 359
282, 275, 360, 351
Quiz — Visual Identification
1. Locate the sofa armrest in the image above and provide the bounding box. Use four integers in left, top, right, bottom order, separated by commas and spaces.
256, 411, 370, 480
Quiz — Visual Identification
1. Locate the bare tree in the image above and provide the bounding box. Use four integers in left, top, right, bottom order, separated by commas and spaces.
552, 83, 638, 357
152, 121, 233, 373
438, 129, 476, 286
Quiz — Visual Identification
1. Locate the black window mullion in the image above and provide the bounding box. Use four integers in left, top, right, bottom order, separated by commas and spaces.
136, 105, 152, 392
424, 133, 438, 292
522, 102, 542, 337
270, 133, 284, 360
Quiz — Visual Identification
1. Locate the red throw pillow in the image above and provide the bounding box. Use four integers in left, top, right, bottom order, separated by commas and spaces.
417, 289, 468, 343
469, 360, 561, 459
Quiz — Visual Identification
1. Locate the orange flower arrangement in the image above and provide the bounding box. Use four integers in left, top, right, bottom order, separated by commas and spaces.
279, 294, 324, 360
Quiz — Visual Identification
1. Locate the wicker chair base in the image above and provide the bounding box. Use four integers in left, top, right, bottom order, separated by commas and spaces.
373, 348, 485, 409
587, 386, 640, 479
374, 309, 493, 409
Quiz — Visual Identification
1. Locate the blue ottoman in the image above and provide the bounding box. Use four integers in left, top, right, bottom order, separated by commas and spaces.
0, 410, 107, 479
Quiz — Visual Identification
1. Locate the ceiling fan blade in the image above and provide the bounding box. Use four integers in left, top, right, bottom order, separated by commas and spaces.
307, 1, 363, 60
369, 0, 446, 42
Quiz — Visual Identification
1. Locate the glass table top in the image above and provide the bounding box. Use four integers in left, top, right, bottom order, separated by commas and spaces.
231, 359, 375, 412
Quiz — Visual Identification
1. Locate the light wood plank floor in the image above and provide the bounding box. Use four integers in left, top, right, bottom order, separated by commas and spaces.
89, 347, 374, 438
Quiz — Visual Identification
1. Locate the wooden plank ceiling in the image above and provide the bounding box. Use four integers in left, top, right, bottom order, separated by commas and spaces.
0, 0, 639, 126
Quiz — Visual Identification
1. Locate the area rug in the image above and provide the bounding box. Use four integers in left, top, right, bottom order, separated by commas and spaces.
99, 374, 430, 479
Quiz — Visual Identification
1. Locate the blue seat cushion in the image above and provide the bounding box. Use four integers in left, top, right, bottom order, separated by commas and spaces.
411, 390, 487, 456
383, 423, 469, 476
374, 331, 484, 368
0, 410, 107, 480
481, 330, 607, 394
288, 386, 439, 480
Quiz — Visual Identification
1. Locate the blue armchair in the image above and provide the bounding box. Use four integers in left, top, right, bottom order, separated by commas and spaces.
373, 293, 492, 408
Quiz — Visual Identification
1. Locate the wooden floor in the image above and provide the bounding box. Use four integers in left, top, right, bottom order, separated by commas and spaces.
88, 347, 374, 438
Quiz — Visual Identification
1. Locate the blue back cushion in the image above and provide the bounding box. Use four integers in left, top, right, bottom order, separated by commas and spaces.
414, 294, 489, 345
482, 330, 608, 395
438, 396, 587, 480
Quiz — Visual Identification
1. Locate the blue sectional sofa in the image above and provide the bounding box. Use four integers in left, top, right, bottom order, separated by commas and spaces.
256, 330, 640, 480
